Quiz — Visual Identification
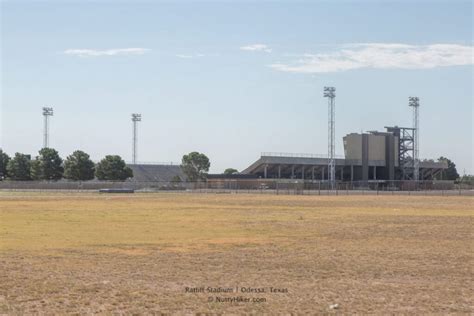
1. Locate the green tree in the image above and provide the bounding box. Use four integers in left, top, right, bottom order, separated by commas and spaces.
459, 174, 474, 186
181, 152, 210, 181
31, 148, 64, 180
6, 153, 31, 180
0, 150, 11, 179
95, 155, 133, 180
170, 175, 183, 189
438, 156, 459, 180
171, 175, 182, 183
224, 168, 238, 175
64, 150, 95, 181
30, 159, 41, 180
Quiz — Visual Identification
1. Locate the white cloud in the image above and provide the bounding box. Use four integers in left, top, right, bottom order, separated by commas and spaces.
175, 53, 219, 59
270, 43, 474, 73
240, 44, 272, 53
176, 54, 194, 59
64, 48, 150, 57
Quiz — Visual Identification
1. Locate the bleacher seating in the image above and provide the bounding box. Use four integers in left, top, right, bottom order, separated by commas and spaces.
127, 164, 185, 182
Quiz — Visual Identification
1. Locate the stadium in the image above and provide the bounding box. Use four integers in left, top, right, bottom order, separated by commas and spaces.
0, 88, 461, 194
126, 125, 449, 191
240, 126, 447, 181
125, 93, 450, 191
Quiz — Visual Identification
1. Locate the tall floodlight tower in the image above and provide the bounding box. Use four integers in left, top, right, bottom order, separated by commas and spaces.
324, 87, 336, 189
409, 97, 420, 181
131, 113, 142, 164
42, 107, 54, 148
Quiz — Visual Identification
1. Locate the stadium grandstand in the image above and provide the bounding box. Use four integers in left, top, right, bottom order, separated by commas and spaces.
127, 163, 184, 182
125, 125, 448, 185
240, 126, 448, 182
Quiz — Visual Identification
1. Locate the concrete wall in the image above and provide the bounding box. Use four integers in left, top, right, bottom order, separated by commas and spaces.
344, 133, 384, 161
344, 133, 386, 161
344, 134, 362, 160
393, 136, 399, 167
368, 135, 386, 161
344, 133, 399, 164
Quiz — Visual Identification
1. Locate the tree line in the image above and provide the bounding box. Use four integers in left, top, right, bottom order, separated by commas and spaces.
0, 149, 212, 182
0, 148, 133, 181
3, 148, 462, 183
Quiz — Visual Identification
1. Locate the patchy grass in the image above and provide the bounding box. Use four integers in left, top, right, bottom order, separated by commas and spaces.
0, 193, 472, 314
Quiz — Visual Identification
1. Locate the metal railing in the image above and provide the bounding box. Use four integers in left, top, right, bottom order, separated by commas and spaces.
125, 161, 180, 166
91, 160, 180, 166
261, 152, 345, 159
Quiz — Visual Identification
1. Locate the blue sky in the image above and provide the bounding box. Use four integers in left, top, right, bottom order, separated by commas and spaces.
1, 0, 473, 173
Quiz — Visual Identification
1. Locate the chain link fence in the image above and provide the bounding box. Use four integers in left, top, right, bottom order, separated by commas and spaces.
0, 179, 472, 196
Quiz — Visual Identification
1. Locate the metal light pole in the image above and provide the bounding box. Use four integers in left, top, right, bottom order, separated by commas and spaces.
324, 87, 336, 189
131, 113, 142, 164
409, 97, 420, 181
42, 107, 54, 148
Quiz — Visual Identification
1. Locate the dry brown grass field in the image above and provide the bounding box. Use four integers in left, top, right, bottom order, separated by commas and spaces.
0, 192, 473, 314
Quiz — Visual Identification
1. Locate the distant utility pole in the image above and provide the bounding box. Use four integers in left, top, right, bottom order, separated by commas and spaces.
131, 113, 142, 164
324, 87, 336, 189
409, 96, 420, 181
42, 107, 54, 148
